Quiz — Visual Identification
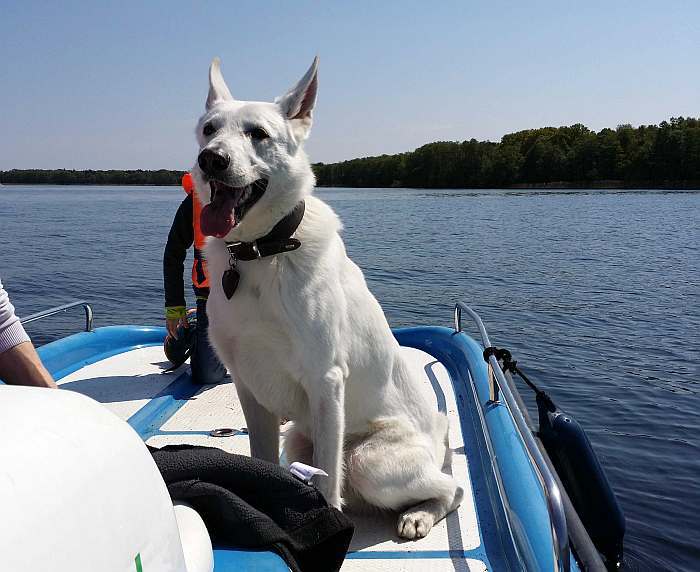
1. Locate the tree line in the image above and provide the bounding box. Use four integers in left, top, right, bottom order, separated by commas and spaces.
2, 117, 699, 188
0, 169, 183, 185
312, 117, 700, 189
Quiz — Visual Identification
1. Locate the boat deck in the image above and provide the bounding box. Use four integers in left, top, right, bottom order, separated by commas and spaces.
58, 344, 491, 571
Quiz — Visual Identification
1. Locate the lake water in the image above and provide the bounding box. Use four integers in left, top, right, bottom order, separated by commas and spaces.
1, 185, 698, 571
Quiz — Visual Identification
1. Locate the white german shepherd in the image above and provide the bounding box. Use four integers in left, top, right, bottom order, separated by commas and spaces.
192, 57, 462, 539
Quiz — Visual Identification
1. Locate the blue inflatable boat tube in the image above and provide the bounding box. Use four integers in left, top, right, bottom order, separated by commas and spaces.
34, 324, 578, 571
38, 325, 166, 381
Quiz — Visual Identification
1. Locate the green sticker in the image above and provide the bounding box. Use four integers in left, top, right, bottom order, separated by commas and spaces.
135, 553, 143, 572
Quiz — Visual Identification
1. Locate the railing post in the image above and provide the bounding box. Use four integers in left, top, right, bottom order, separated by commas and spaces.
20, 301, 94, 333
84, 303, 93, 331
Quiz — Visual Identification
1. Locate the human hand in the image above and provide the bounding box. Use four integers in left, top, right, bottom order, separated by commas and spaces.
166, 317, 189, 339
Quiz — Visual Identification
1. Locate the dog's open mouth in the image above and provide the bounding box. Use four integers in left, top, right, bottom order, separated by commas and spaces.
200, 179, 268, 238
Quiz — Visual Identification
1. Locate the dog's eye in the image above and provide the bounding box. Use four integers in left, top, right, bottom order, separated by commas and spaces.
247, 127, 269, 141
203, 123, 216, 136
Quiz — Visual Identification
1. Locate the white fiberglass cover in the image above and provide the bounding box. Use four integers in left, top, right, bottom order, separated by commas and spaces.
0, 386, 188, 572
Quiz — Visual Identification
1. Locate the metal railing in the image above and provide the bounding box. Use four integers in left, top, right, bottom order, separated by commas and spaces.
454, 302, 569, 572
20, 300, 93, 332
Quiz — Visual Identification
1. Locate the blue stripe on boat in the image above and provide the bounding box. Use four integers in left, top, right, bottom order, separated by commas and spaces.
126, 370, 200, 440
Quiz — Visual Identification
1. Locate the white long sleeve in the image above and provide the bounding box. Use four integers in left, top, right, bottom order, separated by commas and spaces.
0, 277, 30, 354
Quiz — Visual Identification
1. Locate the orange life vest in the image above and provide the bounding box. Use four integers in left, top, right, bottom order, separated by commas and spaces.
181, 173, 209, 290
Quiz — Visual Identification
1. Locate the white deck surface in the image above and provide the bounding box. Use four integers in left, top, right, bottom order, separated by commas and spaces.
57, 346, 183, 419
61, 345, 486, 571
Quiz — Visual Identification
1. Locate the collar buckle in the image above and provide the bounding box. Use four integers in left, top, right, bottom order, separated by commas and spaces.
226, 241, 241, 255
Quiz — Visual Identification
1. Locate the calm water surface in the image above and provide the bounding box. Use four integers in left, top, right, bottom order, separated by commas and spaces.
1, 185, 698, 571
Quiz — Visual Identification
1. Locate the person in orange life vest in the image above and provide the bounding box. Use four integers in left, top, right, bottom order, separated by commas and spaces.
163, 173, 227, 384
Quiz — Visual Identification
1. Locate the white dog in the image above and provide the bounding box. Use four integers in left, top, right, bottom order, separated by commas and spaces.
192, 57, 462, 539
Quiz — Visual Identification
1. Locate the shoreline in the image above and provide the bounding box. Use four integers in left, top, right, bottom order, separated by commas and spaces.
2, 182, 699, 191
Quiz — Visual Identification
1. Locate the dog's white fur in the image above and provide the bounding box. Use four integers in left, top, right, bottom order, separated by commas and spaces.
192, 58, 462, 539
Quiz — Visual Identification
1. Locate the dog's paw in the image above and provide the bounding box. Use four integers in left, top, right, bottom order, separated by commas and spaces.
313, 478, 343, 510
397, 510, 435, 540
326, 494, 344, 511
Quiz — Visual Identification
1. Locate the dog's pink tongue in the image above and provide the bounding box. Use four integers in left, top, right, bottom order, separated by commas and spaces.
200, 196, 237, 238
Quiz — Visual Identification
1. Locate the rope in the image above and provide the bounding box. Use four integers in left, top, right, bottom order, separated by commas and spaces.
483, 346, 554, 408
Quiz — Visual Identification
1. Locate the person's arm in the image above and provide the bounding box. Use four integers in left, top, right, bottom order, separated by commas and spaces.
163, 195, 194, 338
0, 278, 56, 388
0, 342, 57, 388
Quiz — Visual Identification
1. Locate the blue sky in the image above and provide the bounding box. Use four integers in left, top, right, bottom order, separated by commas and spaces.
1, 1, 698, 169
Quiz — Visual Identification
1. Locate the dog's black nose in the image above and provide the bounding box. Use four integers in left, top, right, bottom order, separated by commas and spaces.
198, 149, 230, 175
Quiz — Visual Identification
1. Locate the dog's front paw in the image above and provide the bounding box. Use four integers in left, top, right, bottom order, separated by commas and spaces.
397, 510, 435, 540
313, 477, 343, 510
323, 490, 343, 511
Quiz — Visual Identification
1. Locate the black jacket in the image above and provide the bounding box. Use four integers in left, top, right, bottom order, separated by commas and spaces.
150, 445, 354, 572
163, 194, 209, 308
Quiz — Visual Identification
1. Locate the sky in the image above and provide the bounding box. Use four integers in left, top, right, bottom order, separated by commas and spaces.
1, 1, 698, 170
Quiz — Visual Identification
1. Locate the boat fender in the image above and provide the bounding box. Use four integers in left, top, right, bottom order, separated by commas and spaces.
537, 394, 626, 569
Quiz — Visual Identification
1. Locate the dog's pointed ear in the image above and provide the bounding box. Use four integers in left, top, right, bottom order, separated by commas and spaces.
206, 57, 234, 110
275, 56, 318, 139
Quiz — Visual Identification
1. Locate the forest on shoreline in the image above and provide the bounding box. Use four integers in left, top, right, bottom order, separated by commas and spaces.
0, 169, 182, 186
2, 117, 699, 189
313, 117, 700, 189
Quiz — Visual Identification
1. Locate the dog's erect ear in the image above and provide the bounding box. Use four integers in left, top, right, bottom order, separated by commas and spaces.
275, 56, 319, 139
206, 58, 234, 110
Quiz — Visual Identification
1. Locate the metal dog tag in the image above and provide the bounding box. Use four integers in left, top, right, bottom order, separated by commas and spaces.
222, 268, 240, 299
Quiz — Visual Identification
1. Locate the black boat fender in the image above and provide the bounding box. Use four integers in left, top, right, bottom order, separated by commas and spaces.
537, 394, 625, 569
